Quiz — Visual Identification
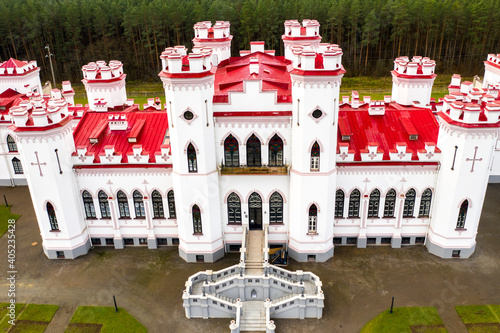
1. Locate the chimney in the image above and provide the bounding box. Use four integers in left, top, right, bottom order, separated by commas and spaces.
250, 42, 265, 53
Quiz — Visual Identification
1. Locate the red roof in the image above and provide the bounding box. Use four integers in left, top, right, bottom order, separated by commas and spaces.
73, 111, 169, 163
337, 103, 440, 161
0, 58, 28, 68
214, 52, 293, 104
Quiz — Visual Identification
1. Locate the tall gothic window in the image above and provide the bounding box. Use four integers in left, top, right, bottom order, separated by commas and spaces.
269, 192, 283, 224
268, 134, 284, 166
335, 190, 344, 218
403, 189, 416, 218
246, 134, 261, 167
133, 190, 145, 218
193, 205, 202, 234
117, 191, 130, 218
227, 193, 241, 224
348, 189, 360, 218
367, 189, 380, 218
47, 203, 59, 230
167, 190, 176, 218
224, 135, 239, 167
7, 135, 17, 152
152, 190, 164, 218
187, 143, 197, 173
98, 191, 111, 218
12, 157, 23, 174
310, 142, 320, 171
456, 200, 468, 229
418, 188, 433, 217
82, 191, 96, 218
308, 204, 318, 233
383, 189, 396, 217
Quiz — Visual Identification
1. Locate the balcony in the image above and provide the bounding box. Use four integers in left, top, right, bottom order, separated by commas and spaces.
220, 164, 289, 175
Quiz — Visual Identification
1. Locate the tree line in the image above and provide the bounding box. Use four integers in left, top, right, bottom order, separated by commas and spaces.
0, 0, 498, 84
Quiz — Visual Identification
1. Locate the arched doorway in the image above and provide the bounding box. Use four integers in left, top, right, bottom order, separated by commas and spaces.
248, 192, 262, 230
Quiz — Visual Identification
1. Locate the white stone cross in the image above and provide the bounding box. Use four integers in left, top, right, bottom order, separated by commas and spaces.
31, 151, 47, 177
397, 151, 405, 159
466, 146, 482, 173
368, 152, 377, 160
339, 152, 348, 160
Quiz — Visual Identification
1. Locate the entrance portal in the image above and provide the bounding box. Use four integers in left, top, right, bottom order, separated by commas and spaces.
248, 192, 262, 230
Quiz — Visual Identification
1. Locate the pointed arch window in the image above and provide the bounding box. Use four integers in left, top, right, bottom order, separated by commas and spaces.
187, 143, 197, 173
7, 135, 17, 152
152, 190, 164, 218
418, 188, 432, 217
98, 191, 111, 218
246, 134, 261, 167
117, 191, 130, 218
133, 190, 145, 218
167, 190, 176, 219
47, 203, 59, 231
193, 205, 202, 234
12, 157, 23, 174
403, 189, 416, 218
335, 190, 344, 218
308, 204, 318, 234
268, 134, 283, 166
368, 189, 380, 218
348, 189, 360, 218
383, 189, 396, 217
227, 193, 241, 224
310, 142, 320, 171
82, 191, 96, 218
224, 135, 239, 167
269, 192, 283, 224
456, 200, 468, 229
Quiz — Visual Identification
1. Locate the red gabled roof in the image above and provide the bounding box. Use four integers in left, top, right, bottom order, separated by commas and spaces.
73, 111, 169, 163
213, 52, 293, 104
0, 58, 28, 68
337, 103, 440, 161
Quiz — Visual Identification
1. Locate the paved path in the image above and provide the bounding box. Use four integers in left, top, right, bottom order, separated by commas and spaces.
1, 185, 500, 332
245, 230, 264, 275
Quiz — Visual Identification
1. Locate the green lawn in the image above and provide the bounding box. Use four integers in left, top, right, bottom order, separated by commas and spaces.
65, 306, 147, 333
0, 205, 21, 238
455, 305, 500, 324
0, 303, 26, 332
361, 307, 446, 333
17, 304, 59, 323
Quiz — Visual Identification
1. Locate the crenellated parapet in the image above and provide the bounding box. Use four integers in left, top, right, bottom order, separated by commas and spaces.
282, 20, 322, 61
159, 46, 214, 77
192, 21, 232, 65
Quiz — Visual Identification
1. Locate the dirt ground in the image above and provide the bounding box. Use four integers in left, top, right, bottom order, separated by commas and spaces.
0, 184, 499, 333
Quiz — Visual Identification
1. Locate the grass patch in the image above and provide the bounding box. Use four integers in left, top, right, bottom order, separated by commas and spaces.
17, 304, 59, 323
361, 307, 446, 333
0, 303, 26, 332
66, 306, 146, 333
456, 305, 500, 324
0, 205, 21, 238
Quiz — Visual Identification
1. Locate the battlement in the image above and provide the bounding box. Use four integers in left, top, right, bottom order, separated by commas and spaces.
283, 19, 320, 39
486, 54, 500, 66
81, 60, 124, 81
193, 21, 231, 40
0, 58, 38, 76
393, 56, 436, 77
160, 46, 213, 75
9, 91, 70, 128
291, 44, 343, 73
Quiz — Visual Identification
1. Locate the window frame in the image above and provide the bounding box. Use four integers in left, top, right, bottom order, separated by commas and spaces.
152, 190, 164, 218
367, 189, 380, 218
335, 190, 344, 218
187, 143, 197, 173
227, 192, 242, 224
47, 203, 59, 231
82, 190, 96, 219
269, 191, 283, 224
192, 205, 202, 234
7, 135, 17, 152
418, 188, 433, 217
133, 190, 146, 218
348, 189, 360, 218
310, 142, 320, 171
117, 191, 130, 218
11, 157, 23, 174
98, 190, 111, 219
403, 189, 416, 218
383, 189, 396, 217
167, 190, 176, 219
308, 204, 318, 234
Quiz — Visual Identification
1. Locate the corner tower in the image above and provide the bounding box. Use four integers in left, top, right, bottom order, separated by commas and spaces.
81, 60, 127, 111
288, 44, 345, 262
192, 21, 232, 65
428, 101, 500, 258
282, 20, 321, 61
483, 53, 500, 88
158, 46, 223, 263
9, 94, 89, 259
0, 58, 42, 95
391, 56, 437, 107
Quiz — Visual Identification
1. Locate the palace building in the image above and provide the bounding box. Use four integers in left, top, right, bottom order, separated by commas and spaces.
1, 19, 500, 263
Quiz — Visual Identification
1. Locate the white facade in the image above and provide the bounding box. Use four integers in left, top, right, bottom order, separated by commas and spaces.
0, 58, 42, 95
3, 21, 500, 263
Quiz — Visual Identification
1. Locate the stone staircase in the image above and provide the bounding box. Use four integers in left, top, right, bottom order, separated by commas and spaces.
240, 301, 266, 332
245, 230, 264, 275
